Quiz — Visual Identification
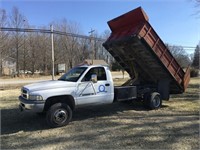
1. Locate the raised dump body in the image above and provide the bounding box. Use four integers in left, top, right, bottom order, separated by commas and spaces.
103, 7, 190, 96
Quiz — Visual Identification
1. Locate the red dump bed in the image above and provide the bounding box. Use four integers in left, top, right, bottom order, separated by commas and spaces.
103, 7, 190, 94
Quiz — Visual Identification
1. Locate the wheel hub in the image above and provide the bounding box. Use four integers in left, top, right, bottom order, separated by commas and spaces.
54, 109, 68, 124
152, 96, 160, 108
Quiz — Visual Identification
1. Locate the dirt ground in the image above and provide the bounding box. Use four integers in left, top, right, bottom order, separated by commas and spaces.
0, 77, 199, 149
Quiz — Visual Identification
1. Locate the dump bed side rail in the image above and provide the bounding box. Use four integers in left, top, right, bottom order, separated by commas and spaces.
139, 22, 188, 87
104, 7, 190, 93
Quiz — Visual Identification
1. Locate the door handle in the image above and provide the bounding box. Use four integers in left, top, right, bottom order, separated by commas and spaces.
105, 83, 110, 86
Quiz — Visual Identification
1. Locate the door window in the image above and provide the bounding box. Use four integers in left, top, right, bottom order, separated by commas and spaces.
82, 67, 107, 82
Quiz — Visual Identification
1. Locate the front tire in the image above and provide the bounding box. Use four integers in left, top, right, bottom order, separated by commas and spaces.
46, 103, 72, 128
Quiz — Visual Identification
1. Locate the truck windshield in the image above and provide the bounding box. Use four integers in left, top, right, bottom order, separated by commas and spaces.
58, 67, 87, 82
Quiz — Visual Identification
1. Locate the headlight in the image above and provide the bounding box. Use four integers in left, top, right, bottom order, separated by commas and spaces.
29, 95, 43, 101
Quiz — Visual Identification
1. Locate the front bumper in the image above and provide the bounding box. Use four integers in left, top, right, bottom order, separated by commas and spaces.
19, 96, 45, 112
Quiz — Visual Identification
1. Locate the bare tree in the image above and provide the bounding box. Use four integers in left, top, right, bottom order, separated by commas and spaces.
52, 20, 70, 71
66, 21, 83, 68
0, 8, 9, 76
27, 32, 39, 74
1, 6, 115, 77
9, 6, 26, 76
78, 38, 90, 61
192, 43, 200, 68
101, 30, 113, 65
193, 0, 200, 17
21, 20, 29, 74
167, 44, 191, 68
39, 31, 51, 75
54, 19, 83, 69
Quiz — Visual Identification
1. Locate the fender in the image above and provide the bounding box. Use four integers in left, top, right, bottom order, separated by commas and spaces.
44, 95, 75, 111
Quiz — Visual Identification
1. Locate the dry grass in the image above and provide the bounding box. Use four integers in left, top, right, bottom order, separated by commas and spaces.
168, 77, 199, 112
113, 78, 130, 86
0, 77, 199, 150
0, 89, 20, 109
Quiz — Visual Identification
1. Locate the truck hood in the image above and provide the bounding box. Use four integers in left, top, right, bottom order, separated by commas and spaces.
24, 80, 76, 92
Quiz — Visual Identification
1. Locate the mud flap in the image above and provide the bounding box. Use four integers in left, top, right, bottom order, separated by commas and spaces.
158, 79, 170, 100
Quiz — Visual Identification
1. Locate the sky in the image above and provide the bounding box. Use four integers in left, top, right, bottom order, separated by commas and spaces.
0, 0, 199, 52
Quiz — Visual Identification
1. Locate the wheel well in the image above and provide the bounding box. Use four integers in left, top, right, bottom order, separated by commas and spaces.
44, 95, 75, 112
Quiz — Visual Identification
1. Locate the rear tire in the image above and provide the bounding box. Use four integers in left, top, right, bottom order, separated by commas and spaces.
46, 103, 72, 128
143, 92, 162, 110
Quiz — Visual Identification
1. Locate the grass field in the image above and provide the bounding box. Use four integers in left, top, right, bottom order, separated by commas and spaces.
0, 77, 199, 149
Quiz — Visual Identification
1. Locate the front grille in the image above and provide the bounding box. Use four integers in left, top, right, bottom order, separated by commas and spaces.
22, 88, 28, 99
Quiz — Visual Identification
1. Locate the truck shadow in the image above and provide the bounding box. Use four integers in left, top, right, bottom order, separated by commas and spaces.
1, 108, 48, 135
1, 101, 153, 135
73, 102, 143, 121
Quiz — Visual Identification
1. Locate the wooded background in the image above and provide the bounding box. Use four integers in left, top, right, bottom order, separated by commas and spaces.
0, 7, 199, 77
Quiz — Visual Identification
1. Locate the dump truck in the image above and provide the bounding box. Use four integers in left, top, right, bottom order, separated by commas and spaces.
19, 7, 190, 128
103, 7, 190, 100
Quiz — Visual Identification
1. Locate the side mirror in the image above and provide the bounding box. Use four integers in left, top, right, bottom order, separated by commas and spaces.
91, 74, 97, 83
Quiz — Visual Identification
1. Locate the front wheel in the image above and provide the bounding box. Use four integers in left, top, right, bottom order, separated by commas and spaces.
46, 103, 72, 128
144, 92, 162, 110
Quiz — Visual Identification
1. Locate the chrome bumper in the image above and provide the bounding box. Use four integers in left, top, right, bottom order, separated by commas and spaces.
19, 96, 45, 112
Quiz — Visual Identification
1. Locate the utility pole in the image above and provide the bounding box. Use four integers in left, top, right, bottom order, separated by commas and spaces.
89, 29, 95, 64
23, 19, 26, 74
50, 25, 55, 80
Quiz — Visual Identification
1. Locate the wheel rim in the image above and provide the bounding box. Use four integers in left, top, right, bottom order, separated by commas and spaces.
53, 109, 68, 124
152, 96, 160, 108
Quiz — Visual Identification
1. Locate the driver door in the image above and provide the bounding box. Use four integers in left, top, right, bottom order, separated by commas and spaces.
75, 67, 112, 106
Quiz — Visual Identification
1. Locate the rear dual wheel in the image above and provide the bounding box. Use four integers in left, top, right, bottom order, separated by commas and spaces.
144, 92, 162, 110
